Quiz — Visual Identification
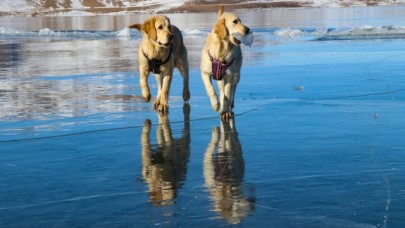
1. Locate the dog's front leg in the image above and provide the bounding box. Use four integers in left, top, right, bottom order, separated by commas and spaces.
157, 73, 173, 113
219, 78, 233, 120
201, 72, 219, 112
140, 67, 151, 102
153, 73, 163, 109
217, 79, 225, 110
230, 73, 240, 110
176, 53, 191, 102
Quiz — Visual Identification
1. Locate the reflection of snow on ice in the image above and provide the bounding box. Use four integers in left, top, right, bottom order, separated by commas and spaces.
182, 29, 209, 36
2, 25, 405, 41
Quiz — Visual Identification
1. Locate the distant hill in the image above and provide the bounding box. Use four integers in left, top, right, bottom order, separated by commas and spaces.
1, 0, 404, 16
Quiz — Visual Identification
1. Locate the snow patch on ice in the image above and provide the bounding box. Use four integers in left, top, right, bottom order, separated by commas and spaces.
38, 28, 56, 36
275, 28, 304, 38
181, 29, 210, 36
70, 0, 88, 10
0, 0, 36, 13
116, 27, 131, 38
320, 25, 405, 39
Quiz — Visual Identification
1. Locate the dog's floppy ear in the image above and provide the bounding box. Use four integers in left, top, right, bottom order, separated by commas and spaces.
142, 18, 157, 41
128, 23, 142, 30
214, 18, 227, 40
217, 5, 224, 18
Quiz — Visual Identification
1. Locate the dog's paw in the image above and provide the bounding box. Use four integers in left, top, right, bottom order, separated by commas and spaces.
153, 99, 160, 109
142, 91, 151, 102
208, 94, 219, 111
183, 89, 190, 102
212, 103, 219, 112
220, 111, 233, 121
210, 99, 219, 112
157, 103, 169, 113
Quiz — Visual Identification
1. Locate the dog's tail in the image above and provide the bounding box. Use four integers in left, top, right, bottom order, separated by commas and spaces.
128, 24, 142, 30
218, 5, 224, 18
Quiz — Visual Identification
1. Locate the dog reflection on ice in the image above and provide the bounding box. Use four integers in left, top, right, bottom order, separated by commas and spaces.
141, 105, 190, 206
204, 117, 255, 224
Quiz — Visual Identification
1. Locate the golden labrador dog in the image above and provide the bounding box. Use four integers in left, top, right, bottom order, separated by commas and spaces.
129, 15, 190, 112
200, 6, 250, 120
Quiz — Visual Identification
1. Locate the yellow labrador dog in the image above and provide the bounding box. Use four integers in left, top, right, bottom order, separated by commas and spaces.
200, 6, 250, 120
129, 15, 190, 112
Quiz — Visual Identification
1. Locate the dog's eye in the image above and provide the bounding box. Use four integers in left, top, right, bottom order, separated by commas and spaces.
158, 25, 163, 30
233, 20, 238, 24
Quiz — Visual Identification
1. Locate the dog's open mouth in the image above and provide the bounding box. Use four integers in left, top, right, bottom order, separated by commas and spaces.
232, 32, 254, 47
233, 36, 241, 45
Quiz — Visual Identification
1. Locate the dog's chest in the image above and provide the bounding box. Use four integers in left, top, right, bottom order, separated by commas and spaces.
209, 52, 236, 81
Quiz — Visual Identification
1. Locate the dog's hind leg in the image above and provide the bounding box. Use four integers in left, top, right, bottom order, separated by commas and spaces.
230, 83, 237, 110
176, 47, 190, 102
230, 73, 240, 110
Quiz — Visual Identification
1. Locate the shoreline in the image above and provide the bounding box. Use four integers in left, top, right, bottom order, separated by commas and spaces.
1, 1, 405, 17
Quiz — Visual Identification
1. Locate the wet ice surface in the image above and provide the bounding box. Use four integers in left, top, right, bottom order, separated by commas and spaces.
1, 6, 405, 227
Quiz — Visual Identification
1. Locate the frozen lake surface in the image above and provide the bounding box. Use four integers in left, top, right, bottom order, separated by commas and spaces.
1, 6, 405, 227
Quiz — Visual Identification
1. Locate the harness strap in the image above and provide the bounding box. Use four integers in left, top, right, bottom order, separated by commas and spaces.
208, 52, 235, 81
143, 44, 173, 74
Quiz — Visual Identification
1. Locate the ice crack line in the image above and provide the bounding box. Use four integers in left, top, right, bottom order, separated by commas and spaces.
368, 89, 392, 228
0, 191, 143, 211
0, 109, 257, 143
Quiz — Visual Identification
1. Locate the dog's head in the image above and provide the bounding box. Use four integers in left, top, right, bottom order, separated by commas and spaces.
129, 15, 174, 48
214, 6, 250, 46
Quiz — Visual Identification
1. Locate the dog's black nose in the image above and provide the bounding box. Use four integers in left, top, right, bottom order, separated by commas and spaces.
245, 27, 250, 34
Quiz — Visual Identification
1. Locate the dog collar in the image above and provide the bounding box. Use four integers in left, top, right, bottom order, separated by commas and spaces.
143, 44, 173, 74
208, 51, 234, 81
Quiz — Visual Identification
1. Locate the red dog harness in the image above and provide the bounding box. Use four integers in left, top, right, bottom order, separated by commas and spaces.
208, 52, 234, 81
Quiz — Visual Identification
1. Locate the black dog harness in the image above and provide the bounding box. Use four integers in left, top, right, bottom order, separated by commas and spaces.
208, 52, 235, 81
143, 44, 173, 74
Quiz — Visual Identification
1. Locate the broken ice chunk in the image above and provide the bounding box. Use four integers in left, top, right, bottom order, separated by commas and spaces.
116, 27, 130, 38
293, 85, 305, 91
233, 31, 254, 47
